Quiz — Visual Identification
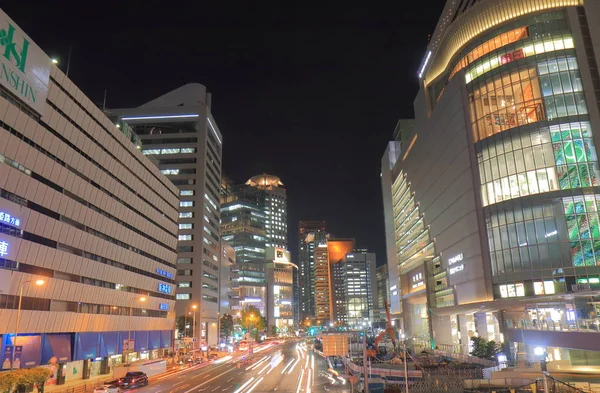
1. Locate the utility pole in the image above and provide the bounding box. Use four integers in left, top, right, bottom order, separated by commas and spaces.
362, 331, 369, 393
402, 335, 409, 393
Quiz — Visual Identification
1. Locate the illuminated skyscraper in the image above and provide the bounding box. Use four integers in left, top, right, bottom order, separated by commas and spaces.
221, 174, 288, 318
298, 221, 327, 320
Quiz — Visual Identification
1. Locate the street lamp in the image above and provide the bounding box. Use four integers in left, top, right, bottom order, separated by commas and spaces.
191, 305, 197, 351
127, 297, 146, 363
12, 279, 45, 370
401, 334, 409, 393
51, 58, 58, 64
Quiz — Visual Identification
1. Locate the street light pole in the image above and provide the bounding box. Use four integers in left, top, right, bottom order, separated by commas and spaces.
362, 327, 369, 393
128, 297, 146, 364
12, 279, 45, 371
401, 334, 409, 393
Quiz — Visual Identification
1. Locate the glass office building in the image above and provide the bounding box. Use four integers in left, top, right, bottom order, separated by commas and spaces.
382, 0, 600, 366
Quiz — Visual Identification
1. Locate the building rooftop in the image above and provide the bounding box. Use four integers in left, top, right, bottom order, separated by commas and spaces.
246, 174, 284, 189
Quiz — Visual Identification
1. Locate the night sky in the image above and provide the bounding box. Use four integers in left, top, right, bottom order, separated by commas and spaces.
4, 1, 446, 265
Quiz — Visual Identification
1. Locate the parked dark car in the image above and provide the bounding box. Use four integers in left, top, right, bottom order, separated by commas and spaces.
119, 372, 148, 389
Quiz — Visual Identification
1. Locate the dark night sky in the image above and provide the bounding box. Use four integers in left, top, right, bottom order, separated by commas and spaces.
4, 1, 446, 265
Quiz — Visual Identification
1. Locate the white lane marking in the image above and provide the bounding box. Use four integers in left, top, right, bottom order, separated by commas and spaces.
232, 377, 255, 393
280, 359, 294, 374
182, 368, 235, 393
245, 377, 264, 393
257, 363, 270, 375
287, 358, 300, 374
295, 368, 305, 393
173, 381, 185, 386
306, 368, 312, 393
227, 378, 234, 382
211, 386, 220, 392
222, 388, 230, 392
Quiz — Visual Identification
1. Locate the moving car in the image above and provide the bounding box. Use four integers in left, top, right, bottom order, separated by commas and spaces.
119, 372, 148, 389
94, 385, 119, 393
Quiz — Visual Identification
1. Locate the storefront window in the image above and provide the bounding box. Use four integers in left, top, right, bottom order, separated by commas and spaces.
470, 65, 544, 142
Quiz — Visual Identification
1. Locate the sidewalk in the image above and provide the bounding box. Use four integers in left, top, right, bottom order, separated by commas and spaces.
41, 360, 184, 393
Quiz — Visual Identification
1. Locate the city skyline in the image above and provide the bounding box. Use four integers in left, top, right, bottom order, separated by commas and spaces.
1, 1, 447, 264
3, 0, 600, 391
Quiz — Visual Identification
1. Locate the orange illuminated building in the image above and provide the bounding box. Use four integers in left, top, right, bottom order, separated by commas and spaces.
327, 239, 355, 323
313, 238, 356, 323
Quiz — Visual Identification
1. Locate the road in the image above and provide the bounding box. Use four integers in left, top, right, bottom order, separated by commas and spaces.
137, 340, 351, 393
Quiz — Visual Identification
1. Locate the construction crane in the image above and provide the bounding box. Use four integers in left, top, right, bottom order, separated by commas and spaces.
366, 300, 397, 358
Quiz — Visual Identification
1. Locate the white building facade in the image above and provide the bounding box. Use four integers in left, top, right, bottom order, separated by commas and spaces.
0, 7, 178, 382
110, 84, 224, 345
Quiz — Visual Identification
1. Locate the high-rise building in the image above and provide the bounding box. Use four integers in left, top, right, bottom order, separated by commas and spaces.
246, 175, 288, 249
382, 0, 600, 362
298, 221, 327, 320
313, 243, 331, 323
343, 252, 377, 328
110, 83, 223, 345
375, 265, 390, 325
220, 175, 288, 319
265, 247, 297, 335
0, 8, 177, 379
327, 239, 355, 323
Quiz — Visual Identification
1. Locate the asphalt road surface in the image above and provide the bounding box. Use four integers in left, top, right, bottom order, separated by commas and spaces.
136, 340, 351, 393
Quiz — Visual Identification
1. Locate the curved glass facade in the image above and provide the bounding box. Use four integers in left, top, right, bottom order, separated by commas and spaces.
457, 10, 600, 297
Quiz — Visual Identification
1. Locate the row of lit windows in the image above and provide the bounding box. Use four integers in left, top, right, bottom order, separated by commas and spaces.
450, 26, 529, 80
142, 148, 196, 155
465, 35, 574, 84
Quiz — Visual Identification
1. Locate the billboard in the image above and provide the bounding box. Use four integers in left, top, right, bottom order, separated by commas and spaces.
321, 334, 348, 357
0, 9, 51, 116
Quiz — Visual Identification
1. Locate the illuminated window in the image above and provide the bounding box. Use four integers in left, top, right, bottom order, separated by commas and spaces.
450, 27, 528, 80
161, 169, 179, 175
142, 149, 160, 155
498, 283, 525, 298
179, 234, 192, 241
180, 190, 194, 196
180, 201, 194, 207
179, 223, 193, 230
180, 212, 193, 218
465, 36, 574, 84
176, 294, 191, 300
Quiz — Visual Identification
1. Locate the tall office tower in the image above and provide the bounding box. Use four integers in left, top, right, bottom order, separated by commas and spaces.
298, 221, 327, 321
375, 265, 390, 324
327, 239, 356, 324
313, 243, 331, 323
221, 183, 268, 315
110, 83, 223, 345
343, 252, 377, 328
0, 9, 177, 380
382, 0, 600, 363
220, 175, 288, 317
246, 174, 288, 249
